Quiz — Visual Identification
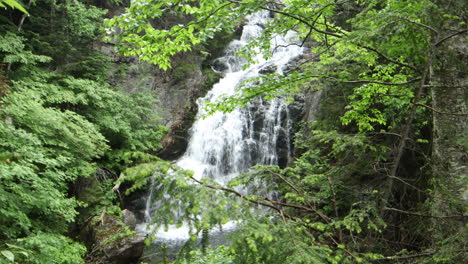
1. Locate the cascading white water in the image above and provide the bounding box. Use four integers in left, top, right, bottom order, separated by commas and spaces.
138, 10, 304, 244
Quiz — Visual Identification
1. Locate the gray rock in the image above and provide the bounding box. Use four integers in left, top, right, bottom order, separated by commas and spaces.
122, 209, 137, 231
259, 64, 277, 74
103, 233, 146, 264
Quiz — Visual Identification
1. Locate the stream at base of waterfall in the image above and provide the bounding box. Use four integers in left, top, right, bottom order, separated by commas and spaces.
137, 11, 304, 263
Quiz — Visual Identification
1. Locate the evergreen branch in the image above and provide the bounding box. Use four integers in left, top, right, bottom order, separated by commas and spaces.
190, 175, 332, 223
189, 176, 292, 219
416, 103, 468, 117
327, 176, 342, 242
262, 196, 332, 223
328, 234, 359, 260
265, 169, 306, 200
383, 207, 467, 220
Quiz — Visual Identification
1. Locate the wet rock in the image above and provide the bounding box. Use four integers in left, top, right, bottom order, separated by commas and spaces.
103, 233, 146, 264
288, 94, 305, 122
211, 58, 229, 72
83, 210, 146, 264
276, 128, 290, 168
259, 64, 277, 74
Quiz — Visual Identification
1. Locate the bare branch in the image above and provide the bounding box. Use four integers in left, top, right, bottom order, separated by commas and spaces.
387, 175, 425, 193
369, 131, 403, 138
435, 29, 468, 46
371, 249, 468, 262
416, 103, 468, 117
383, 207, 467, 220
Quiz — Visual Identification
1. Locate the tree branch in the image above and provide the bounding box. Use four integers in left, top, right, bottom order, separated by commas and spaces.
416, 103, 468, 117
388, 15, 439, 34
381, 49, 434, 212
358, 44, 420, 72
343, 78, 421, 86
189, 176, 292, 219
435, 29, 468, 46
227, 0, 343, 39
383, 207, 466, 220
371, 249, 468, 262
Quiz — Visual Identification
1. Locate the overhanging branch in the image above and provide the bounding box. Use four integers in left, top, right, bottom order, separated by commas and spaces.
416, 103, 468, 117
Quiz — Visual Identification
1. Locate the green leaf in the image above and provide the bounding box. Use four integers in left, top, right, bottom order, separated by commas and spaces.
1, 250, 14, 262
1, 0, 29, 14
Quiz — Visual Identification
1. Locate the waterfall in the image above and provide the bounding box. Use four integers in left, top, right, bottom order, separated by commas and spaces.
138, 10, 304, 248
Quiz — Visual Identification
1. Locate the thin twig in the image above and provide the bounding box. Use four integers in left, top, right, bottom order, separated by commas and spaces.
387, 175, 425, 193
343, 78, 421, 86
383, 207, 466, 220
327, 176, 342, 243
388, 15, 439, 34
382, 49, 434, 212
372, 249, 468, 262
358, 44, 420, 72
227, 0, 343, 38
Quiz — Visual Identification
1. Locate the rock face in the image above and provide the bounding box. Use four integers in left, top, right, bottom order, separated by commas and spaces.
104, 48, 220, 160
102, 233, 146, 264
122, 209, 137, 230
83, 210, 146, 264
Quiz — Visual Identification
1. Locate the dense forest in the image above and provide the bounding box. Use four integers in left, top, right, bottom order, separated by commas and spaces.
0, 0, 466, 264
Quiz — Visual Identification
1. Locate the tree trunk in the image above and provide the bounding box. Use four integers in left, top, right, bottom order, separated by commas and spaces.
431, 32, 467, 254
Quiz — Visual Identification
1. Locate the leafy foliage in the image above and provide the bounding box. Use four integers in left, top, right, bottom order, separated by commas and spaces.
0, 0, 28, 14
0, 1, 167, 263
174, 246, 233, 264
111, 0, 467, 263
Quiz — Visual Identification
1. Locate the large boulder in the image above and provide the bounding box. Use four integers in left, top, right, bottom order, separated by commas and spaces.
102, 233, 146, 264
84, 210, 146, 264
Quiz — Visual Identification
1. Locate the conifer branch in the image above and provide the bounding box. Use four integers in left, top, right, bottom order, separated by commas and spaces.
189, 176, 292, 219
